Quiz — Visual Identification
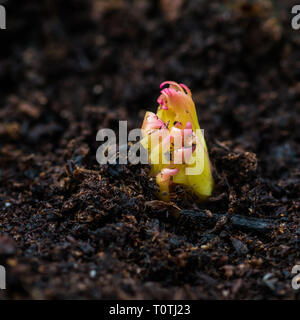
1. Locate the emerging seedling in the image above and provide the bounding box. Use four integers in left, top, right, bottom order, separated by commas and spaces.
141, 81, 213, 201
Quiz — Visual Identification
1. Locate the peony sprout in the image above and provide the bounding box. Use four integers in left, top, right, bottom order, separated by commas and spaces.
141, 81, 213, 202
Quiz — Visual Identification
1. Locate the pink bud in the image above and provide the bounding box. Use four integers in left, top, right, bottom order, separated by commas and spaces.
142, 112, 166, 134
159, 168, 179, 182
173, 147, 193, 164
183, 122, 193, 138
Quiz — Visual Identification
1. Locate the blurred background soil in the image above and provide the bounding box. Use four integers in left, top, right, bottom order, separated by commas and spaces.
0, 0, 299, 299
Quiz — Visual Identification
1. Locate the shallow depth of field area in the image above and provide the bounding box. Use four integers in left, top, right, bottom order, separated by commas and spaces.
0, 0, 299, 299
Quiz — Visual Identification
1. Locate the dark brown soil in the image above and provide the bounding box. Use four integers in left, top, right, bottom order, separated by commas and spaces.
0, 0, 299, 299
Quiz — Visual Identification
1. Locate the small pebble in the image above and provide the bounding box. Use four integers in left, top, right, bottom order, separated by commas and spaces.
90, 270, 97, 278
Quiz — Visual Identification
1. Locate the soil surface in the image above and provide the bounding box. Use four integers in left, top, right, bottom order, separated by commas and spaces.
0, 0, 299, 299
